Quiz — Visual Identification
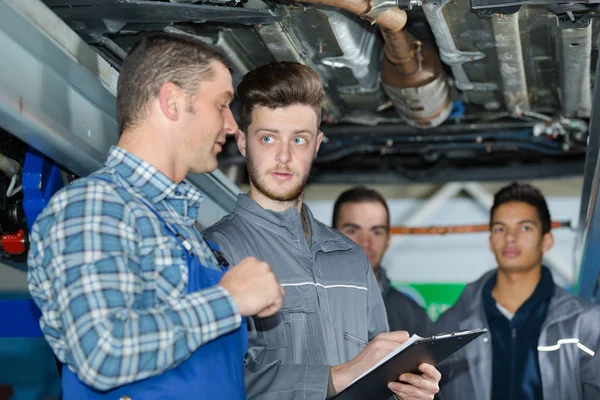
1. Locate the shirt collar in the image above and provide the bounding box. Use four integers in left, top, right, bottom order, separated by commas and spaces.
104, 146, 204, 218
234, 194, 345, 246
483, 266, 555, 321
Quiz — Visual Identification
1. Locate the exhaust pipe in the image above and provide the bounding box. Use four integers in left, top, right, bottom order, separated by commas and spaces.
380, 28, 453, 128
294, 0, 408, 30
297, 0, 452, 128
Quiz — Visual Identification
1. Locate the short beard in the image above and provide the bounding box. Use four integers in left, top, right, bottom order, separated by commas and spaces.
246, 149, 308, 202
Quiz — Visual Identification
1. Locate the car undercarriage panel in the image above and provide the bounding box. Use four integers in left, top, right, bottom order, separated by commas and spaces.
36, 0, 599, 183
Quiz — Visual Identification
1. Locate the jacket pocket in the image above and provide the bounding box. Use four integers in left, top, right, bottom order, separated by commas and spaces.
255, 284, 316, 351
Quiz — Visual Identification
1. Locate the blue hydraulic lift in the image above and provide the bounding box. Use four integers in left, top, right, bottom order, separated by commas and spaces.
0, 2, 244, 396
0, 0, 242, 335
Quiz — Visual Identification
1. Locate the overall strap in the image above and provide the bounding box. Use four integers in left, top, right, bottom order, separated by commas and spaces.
89, 175, 229, 269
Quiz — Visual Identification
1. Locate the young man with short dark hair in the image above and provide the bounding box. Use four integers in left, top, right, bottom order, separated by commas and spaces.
332, 186, 432, 337
435, 182, 600, 400
204, 62, 441, 400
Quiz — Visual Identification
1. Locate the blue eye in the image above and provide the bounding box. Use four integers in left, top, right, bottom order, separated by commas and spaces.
293, 137, 307, 145
262, 136, 275, 144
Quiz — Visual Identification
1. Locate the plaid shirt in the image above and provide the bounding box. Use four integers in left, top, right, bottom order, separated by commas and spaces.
27, 146, 241, 391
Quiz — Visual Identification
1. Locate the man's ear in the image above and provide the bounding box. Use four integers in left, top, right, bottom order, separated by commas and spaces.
236, 129, 247, 157
314, 131, 324, 159
158, 82, 184, 122
542, 232, 555, 253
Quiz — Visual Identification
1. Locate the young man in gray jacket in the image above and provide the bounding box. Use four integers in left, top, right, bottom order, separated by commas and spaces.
332, 186, 432, 337
204, 62, 441, 400
435, 182, 600, 400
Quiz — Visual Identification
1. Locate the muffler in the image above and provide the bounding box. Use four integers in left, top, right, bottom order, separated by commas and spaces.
297, 0, 453, 128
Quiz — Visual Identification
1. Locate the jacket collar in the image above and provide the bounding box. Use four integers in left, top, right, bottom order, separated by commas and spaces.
458, 266, 580, 317
234, 194, 350, 251
459, 268, 496, 313
379, 270, 392, 296
544, 285, 584, 326
483, 266, 555, 321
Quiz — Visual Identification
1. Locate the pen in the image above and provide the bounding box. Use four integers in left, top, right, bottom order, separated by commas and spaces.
344, 331, 368, 346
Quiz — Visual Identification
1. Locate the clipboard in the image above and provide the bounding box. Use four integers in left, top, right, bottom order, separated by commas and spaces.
331, 328, 488, 400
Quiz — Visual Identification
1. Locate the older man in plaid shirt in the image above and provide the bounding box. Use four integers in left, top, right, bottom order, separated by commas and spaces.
27, 34, 283, 399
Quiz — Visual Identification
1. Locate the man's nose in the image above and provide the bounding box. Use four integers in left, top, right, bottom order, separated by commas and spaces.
357, 233, 371, 248
276, 141, 291, 164
224, 107, 238, 135
505, 228, 518, 243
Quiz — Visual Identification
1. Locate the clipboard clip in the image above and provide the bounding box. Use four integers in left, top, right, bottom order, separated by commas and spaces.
430, 328, 489, 340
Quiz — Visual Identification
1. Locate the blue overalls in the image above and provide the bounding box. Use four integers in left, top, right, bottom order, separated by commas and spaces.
61, 181, 248, 399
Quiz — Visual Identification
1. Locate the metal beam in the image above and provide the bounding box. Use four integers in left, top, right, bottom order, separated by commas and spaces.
0, 0, 240, 222
576, 33, 600, 302
321, 121, 537, 136
303, 162, 585, 185
394, 183, 464, 244
49, 1, 281, 24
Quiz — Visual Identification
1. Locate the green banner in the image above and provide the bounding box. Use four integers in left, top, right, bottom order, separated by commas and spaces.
392, 282, 466, 322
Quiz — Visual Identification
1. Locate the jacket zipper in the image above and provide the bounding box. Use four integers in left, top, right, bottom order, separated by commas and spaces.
509, 327, 517, 399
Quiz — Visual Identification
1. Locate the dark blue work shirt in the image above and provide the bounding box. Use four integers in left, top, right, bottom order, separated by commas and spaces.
483, 267, 555, 400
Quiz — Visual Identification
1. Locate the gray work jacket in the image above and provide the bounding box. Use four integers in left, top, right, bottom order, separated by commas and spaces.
204, 194, 389, 400
380, 273, 433, 337
434, 269, 600, 400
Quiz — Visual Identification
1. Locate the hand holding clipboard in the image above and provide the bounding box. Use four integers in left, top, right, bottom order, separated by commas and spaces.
332, 328, 488, 400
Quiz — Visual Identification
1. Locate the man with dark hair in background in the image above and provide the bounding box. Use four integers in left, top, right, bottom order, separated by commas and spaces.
435, 182, 600, 400
28, 34, 284, 399
332, 186, 432, 337
204, 61, 441, 400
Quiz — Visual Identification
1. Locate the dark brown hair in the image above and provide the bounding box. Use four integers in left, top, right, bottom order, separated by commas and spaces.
117, 33, 230, 134
236, 62, 324, 132
332, 186, 391, 229
490, 182, 552, 234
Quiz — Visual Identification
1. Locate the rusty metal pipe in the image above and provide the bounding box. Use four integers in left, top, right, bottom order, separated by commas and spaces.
391, 220, 571, 235
297, 0, 452, 128
296, 0, 407, 31
380, 29, 453, 128
380, 27, 419, 74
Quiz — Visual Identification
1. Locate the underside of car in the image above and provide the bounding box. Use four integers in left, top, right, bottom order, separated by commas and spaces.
40, 0, 599, 183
